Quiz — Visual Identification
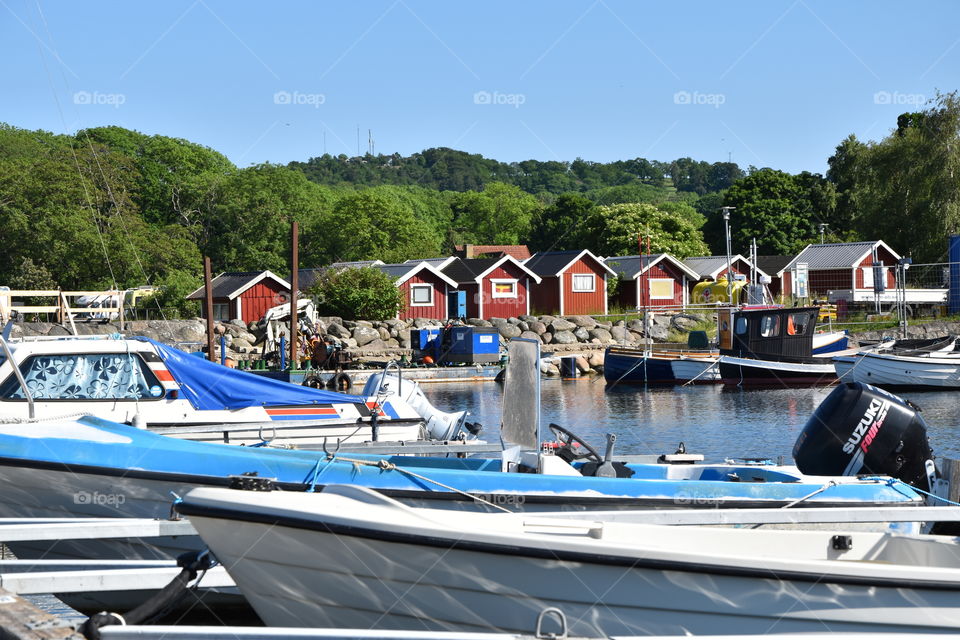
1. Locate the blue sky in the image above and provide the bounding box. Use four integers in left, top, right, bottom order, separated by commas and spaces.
3, 1, 957, 174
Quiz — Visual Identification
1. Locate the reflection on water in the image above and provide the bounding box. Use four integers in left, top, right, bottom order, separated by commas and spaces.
423, 380, 960, 462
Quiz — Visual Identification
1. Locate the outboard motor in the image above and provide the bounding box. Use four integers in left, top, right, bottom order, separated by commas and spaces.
793, 382, 933, 488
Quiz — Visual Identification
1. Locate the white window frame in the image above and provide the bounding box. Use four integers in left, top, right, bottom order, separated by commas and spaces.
212, 303, 230, 321
648, 278, 674, 300
571, 273, 595, 293
490, 278, 518, 299
410, 284, 434, 306
861, 266, 873, 289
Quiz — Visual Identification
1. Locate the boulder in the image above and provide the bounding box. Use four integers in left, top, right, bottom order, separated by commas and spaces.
573, 327, 590, 342
353, 320, 374, 328
377, 327, 391, 341
540, 362, 560, 377
529, 321, 547, 335
497, 324, 522, 339
519, 331, 542, 342
541, 332, 552, 344
538, 315, 557, 325
588, 327, 613, 342
386, 338, 400, 348
647, 323, 670, 342
575, 355, 591, 373
517, 321, 530, 332
568, 315, 597, 329
588, 351, 605, 368
507, 317, 522, 325
671, 314, 702, 331
551, 330, 577, 345
518, 315, 537, 323
352, 326, 380, 346
466, 318, 492, 327
413, 318, 435, 328
611, 326, 631, 342
360, 338, 388, 351
327, 322, 351, 339
627, 319, 646, 334
549, 318, 576, 333
597, 320, 613, 329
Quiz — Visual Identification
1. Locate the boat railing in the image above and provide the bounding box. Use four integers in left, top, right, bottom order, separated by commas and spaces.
0, 335, 33, 419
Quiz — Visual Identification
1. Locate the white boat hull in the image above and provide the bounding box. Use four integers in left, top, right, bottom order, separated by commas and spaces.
668, 356, 719, 382
183, 488, 960, 636
835, 352, 960, 389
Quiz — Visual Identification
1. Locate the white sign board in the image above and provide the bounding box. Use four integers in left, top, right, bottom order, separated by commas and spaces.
793, 263, 809, 299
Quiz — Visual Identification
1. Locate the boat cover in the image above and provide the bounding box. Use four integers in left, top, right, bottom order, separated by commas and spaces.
135, 338, 365, 410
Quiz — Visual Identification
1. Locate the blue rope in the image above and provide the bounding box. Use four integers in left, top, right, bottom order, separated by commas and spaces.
860, 475, 960, 506
305, 455, 337, 492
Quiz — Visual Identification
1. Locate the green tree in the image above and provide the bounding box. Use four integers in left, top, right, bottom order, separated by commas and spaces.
827, 92, 960, 261
447, 182, 540, 245
325, 190, 441, 263
581, 203, 709, 257
716, 169, 815, 255
307, 266, 404, 321
528, 193, 596, 252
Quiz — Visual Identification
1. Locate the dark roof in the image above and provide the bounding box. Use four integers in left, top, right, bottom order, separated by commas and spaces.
296, 268, 326, 291
440, 258, 500, 284
524, 250, 585, 276
785, 241, 900, 270
755, 255, 794, 277
186, 271, 288, 300
377, 263, 417, 279
604, 255, 659, 278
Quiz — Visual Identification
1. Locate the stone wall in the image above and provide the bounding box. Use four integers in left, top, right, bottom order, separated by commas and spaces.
8, 312, 707, 363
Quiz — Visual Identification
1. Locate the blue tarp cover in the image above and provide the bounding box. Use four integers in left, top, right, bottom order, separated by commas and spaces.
135, 338, 365, 410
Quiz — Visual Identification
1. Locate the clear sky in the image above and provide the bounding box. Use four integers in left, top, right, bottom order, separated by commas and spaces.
3, 1, 957, 174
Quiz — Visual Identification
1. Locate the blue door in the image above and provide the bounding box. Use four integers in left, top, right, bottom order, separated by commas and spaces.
448, 290, 466, 319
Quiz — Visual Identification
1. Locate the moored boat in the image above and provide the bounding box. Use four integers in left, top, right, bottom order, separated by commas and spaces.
179, 483, 960, 636
0, 334, 466, 446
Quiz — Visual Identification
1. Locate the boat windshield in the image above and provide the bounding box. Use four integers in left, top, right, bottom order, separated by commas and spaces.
0, 353, 163, 401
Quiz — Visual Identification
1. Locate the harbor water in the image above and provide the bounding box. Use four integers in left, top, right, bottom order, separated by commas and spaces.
423, 379, 960, 462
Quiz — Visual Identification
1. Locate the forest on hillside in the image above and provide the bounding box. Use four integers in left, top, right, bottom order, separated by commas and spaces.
1, 91, 958, 313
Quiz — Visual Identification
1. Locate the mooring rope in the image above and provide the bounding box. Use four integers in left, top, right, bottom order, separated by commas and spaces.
318, 454, 514, 513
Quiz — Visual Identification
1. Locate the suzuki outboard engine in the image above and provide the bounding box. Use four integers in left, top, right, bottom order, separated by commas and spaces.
793, 382, 933, 488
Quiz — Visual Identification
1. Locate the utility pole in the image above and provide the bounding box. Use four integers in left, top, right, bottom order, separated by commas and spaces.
721, 207, 735, 303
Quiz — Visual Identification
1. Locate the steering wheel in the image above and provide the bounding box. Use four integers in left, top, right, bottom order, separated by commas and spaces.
548, 423, 603, 463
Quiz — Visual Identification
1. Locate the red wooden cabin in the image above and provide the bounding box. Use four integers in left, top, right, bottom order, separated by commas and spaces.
186, 271, 291, 324
440, 256, 541, 319
524, 250, 614, 316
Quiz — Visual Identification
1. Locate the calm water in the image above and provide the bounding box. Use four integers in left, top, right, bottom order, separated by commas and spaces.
423, 379, 960, 462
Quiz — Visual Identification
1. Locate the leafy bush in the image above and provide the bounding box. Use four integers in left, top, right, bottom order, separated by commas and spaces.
307, 266, 403, 321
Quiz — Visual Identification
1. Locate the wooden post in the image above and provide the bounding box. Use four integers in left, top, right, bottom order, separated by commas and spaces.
203, 256, 216, 363
290, 221, 299, 370
941, 457, 960, 505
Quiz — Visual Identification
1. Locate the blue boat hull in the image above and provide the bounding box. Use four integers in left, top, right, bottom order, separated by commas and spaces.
603, 348, 677, 385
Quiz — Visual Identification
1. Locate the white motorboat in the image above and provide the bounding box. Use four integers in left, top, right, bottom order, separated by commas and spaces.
180, 484, 960, 636
835, 342, 960, 390
0, 334, 466, 446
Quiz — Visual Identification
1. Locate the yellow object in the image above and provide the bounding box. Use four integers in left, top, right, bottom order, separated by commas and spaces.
691, 277, 748, 305
817, 305, 837, 322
